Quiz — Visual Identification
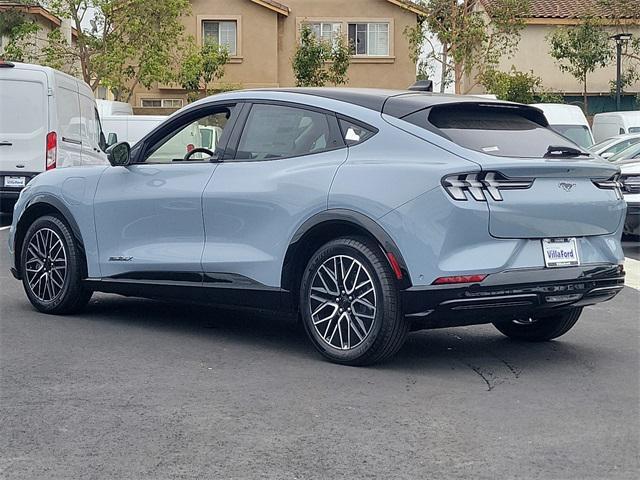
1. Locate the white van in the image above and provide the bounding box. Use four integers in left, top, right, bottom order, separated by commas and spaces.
592, 111, 640, 143
532, 103, 594, 149
0, 61, 107, 211
96, 99, 134, 117
101, 115, 165, 146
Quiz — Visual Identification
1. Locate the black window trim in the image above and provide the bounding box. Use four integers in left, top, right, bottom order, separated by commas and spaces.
336, 114, 379, 146
224, 100, 346, 163
133, 101, 240, 165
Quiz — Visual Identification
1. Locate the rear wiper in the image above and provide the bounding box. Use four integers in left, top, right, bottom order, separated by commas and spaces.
544, 145, 591, 158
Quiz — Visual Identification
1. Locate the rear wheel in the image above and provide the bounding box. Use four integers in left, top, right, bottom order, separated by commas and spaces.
493, 308, 583, 342
299, 237, 409, 365
20, 215, 92, 314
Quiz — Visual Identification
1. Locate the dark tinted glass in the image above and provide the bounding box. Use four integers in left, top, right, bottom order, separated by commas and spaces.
404, 105, 582, 158
339, 119, 375, 145
237, 104, 332, 160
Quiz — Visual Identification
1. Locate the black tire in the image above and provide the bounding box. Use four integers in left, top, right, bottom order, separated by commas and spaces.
20, 215, 92, 314
493, 307, 583, 342
299, 236, 408, 365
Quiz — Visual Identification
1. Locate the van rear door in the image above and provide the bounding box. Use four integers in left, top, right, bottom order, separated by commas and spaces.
0, 66, 48, 176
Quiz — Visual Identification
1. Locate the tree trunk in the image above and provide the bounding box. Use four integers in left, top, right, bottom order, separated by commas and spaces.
440, 44, 448, 93
583, 73, 588, 115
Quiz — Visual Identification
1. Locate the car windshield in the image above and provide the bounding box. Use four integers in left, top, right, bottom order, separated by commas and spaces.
550, 125, 593, 148
405, 104, 585, 158
590, 137, 619, 152
609, 143, 640, 162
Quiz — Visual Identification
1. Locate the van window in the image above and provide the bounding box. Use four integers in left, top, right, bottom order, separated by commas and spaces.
403, 104, 582, 158
79, 94, 100, 148
629, 127, 640, 134
58, 86, 82, 142
0, 79, 45, 134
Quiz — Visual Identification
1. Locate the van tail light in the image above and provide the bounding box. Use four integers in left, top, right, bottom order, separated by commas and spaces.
592, 175, 624, 199
442, 172, 534, 201
46, 131, 57, 170
433, 274, 487, 285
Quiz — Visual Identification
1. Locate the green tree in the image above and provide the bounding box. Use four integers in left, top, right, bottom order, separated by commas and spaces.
292, 25, 350, 87
178, 39, 230, 102
405, 0, 530, 93
598, 0, 640, 98
19, 0, 191, 101
0, 1, 41, 62
547, 17, 611, 112
480, 67, 561, 104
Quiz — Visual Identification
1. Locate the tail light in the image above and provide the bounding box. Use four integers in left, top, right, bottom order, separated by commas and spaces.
620, 175, 640, 194
592, 175, 623, 199
46, 131, 57, 170
442, 172, 533, 201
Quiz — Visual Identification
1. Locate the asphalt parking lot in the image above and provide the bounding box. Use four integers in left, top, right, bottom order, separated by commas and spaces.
1, 218, 639, 479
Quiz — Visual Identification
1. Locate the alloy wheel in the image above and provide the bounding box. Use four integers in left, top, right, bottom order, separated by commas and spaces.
308, 254, 377, 350
24, 228, 67, 302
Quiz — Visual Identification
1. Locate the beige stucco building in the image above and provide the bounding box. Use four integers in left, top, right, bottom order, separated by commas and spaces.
133, 0, 425, 109
466, 0, 640, 113
0, 2, 76, 60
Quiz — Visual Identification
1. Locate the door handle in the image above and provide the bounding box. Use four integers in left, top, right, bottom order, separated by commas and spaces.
0, 141, 12, 146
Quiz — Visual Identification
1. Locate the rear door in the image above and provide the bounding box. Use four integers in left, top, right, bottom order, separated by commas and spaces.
0, 66, 48, 177
202, 101, 347, 290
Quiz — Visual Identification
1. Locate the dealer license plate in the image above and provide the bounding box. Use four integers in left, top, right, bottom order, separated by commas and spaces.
542, 238, 580, 268
3, 176, 25, 188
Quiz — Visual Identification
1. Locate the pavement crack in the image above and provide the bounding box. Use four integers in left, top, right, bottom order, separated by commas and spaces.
467, 363, 495, 391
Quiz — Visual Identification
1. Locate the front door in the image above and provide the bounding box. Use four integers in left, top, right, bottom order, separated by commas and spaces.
93, 104, 237, 279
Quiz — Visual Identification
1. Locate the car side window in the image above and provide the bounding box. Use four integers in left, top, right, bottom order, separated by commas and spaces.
235, 104, 334, 160
339, 118, 376, 146
144, 107, 233, 164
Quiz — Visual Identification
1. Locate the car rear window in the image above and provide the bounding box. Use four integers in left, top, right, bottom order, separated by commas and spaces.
402, 104, 581, 158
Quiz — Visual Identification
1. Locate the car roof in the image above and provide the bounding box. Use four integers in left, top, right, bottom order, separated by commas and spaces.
269, 88, 506, 115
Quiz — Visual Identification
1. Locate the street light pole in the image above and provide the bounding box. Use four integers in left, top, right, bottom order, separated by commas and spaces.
611, 33, 633, 111
616, 40, 622, 110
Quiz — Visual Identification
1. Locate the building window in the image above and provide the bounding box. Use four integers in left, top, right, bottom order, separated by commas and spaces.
348, 22, 389, 56
202, 20, 237, 55
141, 99, 184, 108
306, 22, 342, 45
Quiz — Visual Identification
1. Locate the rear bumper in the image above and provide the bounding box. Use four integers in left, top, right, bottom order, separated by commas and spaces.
402, 264, 625, 328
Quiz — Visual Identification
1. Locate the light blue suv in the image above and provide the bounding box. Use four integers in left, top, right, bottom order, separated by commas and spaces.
8, 89, 626, 365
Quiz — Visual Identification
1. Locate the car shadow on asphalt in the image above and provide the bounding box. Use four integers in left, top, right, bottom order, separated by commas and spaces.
81, 293, 602, 381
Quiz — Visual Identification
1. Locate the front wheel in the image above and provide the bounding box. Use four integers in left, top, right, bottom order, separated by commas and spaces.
493, 308, 583, 342
299, 237, 409, 366
20, 215, 92, 314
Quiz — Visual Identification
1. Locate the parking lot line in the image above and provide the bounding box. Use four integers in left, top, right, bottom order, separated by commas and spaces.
625, 257, 640, 290
0, 226, 10, 231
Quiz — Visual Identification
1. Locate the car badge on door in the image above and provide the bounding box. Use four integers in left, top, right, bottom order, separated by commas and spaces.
559, 182, 576, 192
109, 256, 133, 262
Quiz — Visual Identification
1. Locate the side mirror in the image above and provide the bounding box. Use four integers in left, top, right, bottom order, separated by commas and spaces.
107, 132, 118, 147
601, 151, 614, 159
106, 141, 131, 167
